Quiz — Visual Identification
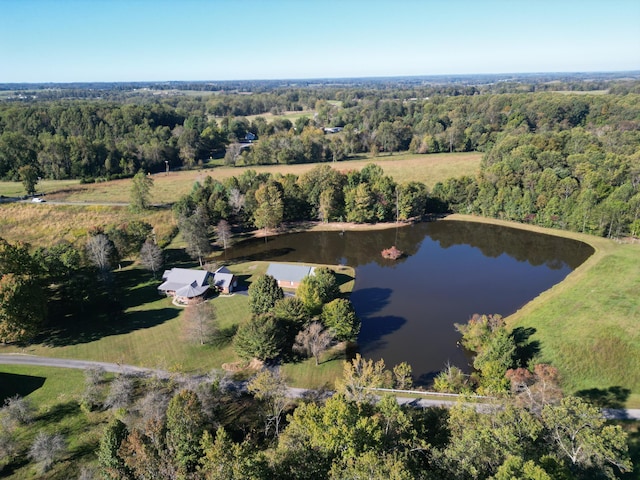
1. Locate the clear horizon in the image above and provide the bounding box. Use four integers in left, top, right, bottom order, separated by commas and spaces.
2, 70, 640, 86
1, 0, 639, 83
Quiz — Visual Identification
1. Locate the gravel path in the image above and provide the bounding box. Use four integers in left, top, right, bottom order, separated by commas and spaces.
1, 354, 638, 420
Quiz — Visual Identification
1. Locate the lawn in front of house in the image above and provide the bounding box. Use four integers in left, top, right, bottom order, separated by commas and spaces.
0, 260, 354, 388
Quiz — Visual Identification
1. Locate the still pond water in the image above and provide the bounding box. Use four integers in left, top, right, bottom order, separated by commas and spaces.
226, 220, 593, 384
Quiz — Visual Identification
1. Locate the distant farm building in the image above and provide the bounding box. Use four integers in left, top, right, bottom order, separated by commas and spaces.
266, 263, 315, 289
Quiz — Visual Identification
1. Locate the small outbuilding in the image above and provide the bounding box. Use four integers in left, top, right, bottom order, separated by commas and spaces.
265, 263, 315, 289
211, 266, 237, 294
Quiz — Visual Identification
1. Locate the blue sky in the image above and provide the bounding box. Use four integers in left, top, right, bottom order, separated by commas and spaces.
1, 0, 639, 83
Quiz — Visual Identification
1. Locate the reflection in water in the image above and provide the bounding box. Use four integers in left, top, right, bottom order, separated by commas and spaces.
226, 221, 593, 385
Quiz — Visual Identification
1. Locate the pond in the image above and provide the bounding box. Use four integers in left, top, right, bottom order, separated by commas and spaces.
225, 220, 593, 384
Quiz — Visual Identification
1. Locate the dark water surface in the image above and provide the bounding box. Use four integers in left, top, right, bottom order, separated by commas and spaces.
226, 221, 593, 384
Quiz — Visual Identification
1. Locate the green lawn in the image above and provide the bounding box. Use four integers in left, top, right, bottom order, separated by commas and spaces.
447, 215, 640, 408
0, 365, 110, 479
510, 242, 640, 407
2, 280, 249, 374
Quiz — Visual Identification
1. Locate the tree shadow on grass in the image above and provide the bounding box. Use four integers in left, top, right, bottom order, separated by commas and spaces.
164, 247, 198, 267
210, 325, 238, 347
41, 306, 180, 347
334, 271, 354, 292
575, 386, 631, 409
0, 373, 46, 404
510, 326, 541, 368
36, 261, 184, 347
36, 401, 80, 424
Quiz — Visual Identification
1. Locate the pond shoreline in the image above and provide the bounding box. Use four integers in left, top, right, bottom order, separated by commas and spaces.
250, 218, 419, 239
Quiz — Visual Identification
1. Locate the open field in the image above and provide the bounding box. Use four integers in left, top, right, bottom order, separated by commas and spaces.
0, 203, 177, 247
446, 215, 640, 408
236, 109, 317, 124
0, 151, 482, 205
0, 178, 81, 198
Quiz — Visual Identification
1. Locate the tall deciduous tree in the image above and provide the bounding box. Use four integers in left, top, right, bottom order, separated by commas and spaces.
0, 273, 46, 343
130, 170, 154, 212
392, 362, 413, 390
321, 298, 360, 342
28, 431, 66, 474
139, 239, 164, 278
293, 321, 334, 365
200, 428, 264, 479
297, 267, 340, 315
98, 418, 130, 480
182, 298, 217, 345
0, 237, 35, 276
233, 315, 282, 361
166, 389, 206, 476
215, 219, 232, 251
18, 164, 39, 195
336, 354, 388, 404
329, 451, 413, 480
179, 205, 211, 267
85, 233, 114, 279
247, 369, 289, 437
541, 396, 632, 475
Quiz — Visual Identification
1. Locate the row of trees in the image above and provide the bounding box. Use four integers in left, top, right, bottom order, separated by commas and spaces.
173, 164, 430, 267
0, 218, 164, 343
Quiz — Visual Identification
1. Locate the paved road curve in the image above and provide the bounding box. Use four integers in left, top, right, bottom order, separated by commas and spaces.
1, 354, 638, 420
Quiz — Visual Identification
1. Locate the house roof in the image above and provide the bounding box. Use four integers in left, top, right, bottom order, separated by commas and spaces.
158, 268, 211, 296
266, 263, 315, 284
161, 268, 210, 286
175, 281, 209, 299
212, 272, 234, 290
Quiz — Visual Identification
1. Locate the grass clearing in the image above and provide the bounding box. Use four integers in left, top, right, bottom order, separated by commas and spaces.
0, 203, 177, 247
446, 215, 640, 408
0, 151, 482, 205
0, 178, 81, 198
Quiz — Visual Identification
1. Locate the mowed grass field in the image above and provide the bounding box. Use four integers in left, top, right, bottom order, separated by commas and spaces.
0, 152, 482, 205
446, 215, 640, 408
